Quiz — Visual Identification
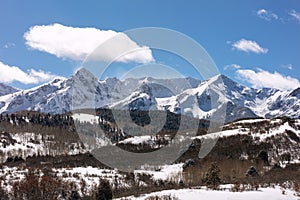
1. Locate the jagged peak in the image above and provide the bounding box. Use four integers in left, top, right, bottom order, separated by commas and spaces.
290, 87, 300, 97
73, 68, 95, 78
101, 77, 120, 86
209, 74, 240, 86
71, 68, 100, 85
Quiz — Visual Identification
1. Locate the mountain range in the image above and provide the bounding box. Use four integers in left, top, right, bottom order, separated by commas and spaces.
0, 68, 299, 122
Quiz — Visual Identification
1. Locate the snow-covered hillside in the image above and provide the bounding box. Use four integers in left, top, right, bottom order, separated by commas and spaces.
118, 118, 300, 166
0, 113, 299, 199
0, 131, 86, 163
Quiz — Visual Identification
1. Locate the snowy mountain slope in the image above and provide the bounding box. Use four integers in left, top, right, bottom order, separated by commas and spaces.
0, 69, 123, 114
120, 75, 299, 120
0, 69, 201, 114
155, 75, 261, 121
261, 88, 300, 118
109, 82, 176, 110
0, 83, 19, 96
0, 69, 299, 121
0, 78, 70, 114
112, 74, 257, 121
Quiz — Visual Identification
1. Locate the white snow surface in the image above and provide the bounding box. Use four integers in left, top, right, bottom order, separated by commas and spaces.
72, 113, 99, 124
119, 135, 153, 145
53, 166, 125, 191
117, 186, 298, 200
134, 164, 183, 181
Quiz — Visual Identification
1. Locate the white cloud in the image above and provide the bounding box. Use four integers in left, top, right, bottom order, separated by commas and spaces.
3, 42, 15, 49
232, 39, 268, 54
256, 9, 278, 21
236, 68, 300, 90
0, 61, 59, 84
282, 64, 293, 70
289, 10, 300, 22
224, 64, 241, 70
24, 23, 154, 63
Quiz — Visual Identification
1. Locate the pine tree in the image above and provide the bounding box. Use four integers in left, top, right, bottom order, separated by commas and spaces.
94, 179, 113, 200
203, 162, 221, 190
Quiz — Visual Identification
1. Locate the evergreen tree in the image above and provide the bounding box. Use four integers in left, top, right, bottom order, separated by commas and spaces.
203, 162, 221, 190
94, 180, 113, 200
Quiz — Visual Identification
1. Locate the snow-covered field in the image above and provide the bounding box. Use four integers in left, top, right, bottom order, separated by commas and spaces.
134, 164, 183, 181
53, 166, 127, 191
118, 186, 299, 200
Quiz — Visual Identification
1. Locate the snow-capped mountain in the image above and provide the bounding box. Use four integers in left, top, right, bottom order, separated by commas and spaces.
153, 75, 279, 122
155, 75, 249, 121
110, 74, 300, 121
0, 69, 118, 114
0, 69, 299, 122
0, 69, 201, 114
0, 83, 19, 96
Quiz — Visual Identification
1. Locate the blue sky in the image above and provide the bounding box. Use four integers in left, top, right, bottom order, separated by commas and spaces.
0, 0, 300, 90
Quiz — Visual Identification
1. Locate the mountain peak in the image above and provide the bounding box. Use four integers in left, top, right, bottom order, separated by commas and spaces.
71, 68, 99, 84
210, 74, 239, 85
73, 68, 94, 78
290, 87, 300, 97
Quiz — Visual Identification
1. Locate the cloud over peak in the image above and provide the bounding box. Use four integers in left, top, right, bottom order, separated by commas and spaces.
224, 64, 241, 70
236, 68, 300, 90
232, 39, 268, 54
24, 23, 154, 63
